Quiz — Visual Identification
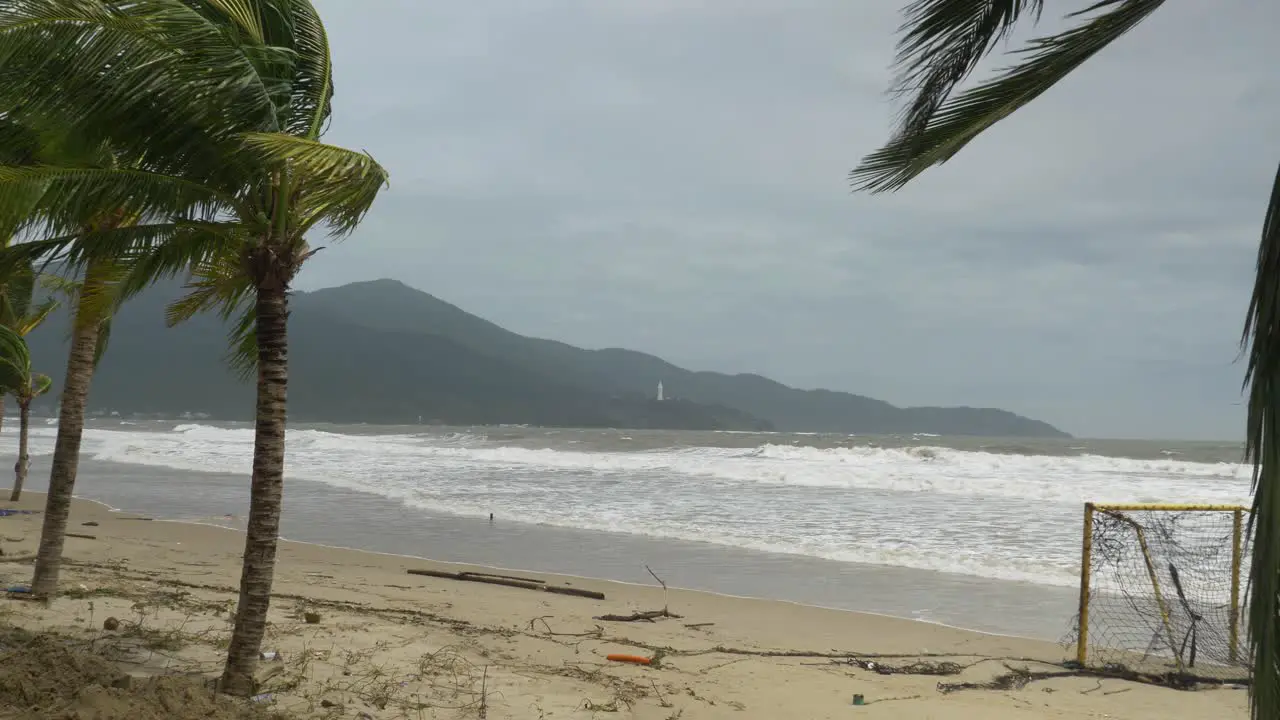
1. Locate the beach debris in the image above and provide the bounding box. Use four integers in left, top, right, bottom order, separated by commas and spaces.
304, 610, 322, 624
590, 568, 684, 621
0, 509, 37, 517
583, 698, 623, 712
260, 650, 282, 662
466, 570, 546, 584
937, 665, 1076, 694
645, 565, 673, 612
684, 622, 715, 629
4, 585, 30, 594
852, 693, 865, 706
595, 609, 683, 622
407, 568, 606, 599
0, 554, 36, 564
606, 653, 653, 666
250, 693, 274, 704
843, 657, 963, 676
82, 521, 99, 527
66, 532, 96, 540
103, 617, 120, 631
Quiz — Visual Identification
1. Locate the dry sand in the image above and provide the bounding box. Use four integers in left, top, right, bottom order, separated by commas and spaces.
0, 492, 1247, 719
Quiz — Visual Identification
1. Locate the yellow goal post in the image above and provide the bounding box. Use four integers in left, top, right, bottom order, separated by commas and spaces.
1076, 502, 1248, 676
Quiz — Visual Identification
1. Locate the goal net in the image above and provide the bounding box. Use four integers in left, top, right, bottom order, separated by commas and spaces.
1069, 503, 1251, 683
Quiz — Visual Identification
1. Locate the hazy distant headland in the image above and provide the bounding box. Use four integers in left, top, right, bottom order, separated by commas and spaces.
26, 278, 1069, 438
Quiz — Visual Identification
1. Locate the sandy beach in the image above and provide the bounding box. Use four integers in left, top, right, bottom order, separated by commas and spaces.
0, 492, 1247, 719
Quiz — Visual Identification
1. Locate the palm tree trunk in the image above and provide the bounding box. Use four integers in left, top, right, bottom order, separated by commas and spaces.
10, 399, 30, 502
29, 293, 101, 598
0, 395, 7, 437
220, 281, 289, 696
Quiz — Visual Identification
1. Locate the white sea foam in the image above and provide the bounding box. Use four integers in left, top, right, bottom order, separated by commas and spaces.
23, 423, 1252, 590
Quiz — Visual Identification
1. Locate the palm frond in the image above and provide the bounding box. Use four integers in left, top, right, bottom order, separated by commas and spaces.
0, 221, 219, 287
165, 249, 258, 378
71, 259, 130, 332
0, 114, 42, 165
29, 372, 52, 398
0, 164, 236, 239
239, 132, 388, 236
889, 0, 1043, 140
200, 0, 266, 44
15, 297, 58, 337
37, 270, 79, 297
0, 0, 279, 172
109, 221, 251, 303
0, 323, 31, 394
1242, 159, 1280, 716
165, 253, 254, 329
0, 261, 36, 329
225, 303, 259, 380
283, 0, 334, 140
852, 0, 1167, 192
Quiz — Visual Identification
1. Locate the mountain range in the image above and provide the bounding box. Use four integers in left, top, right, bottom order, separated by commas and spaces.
23, 278, 1070, 437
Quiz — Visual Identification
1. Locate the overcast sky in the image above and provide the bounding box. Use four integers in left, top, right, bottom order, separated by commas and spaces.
298, 0, 1279, 441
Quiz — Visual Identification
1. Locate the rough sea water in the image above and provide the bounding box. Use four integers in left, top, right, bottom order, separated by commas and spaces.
9, 420, 1252, 642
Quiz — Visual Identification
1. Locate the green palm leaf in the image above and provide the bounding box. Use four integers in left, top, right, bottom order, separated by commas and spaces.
280, 0, 333, 139
15, 297, 57, 337
0, 165, 237, 239
852, 0, 1167, 192
0, 0, 279, 174
1243, 163, 1280, 717
238, 132, 387, 235
889, 0, 1044, 140
29, 373, 52, 398
164, 248, 258, 377
0, 324, 32, 395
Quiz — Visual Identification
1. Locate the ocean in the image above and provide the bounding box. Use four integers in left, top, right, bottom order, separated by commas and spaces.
6, 420, 1252, 642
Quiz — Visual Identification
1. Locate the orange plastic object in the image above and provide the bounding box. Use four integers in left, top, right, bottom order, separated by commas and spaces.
606, 653, 652, 665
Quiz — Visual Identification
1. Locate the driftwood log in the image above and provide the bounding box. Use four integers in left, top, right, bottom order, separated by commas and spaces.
594, 609, 683, 622
407, 569, 605, 600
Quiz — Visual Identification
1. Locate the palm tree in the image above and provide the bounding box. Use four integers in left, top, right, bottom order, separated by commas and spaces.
22, 259, 119, 548
9, 370, 53, 503
851, 1, 1278, 715
0, 325, 44, 499
0, 114, 47, 439
0, 264, 59, 501
0, 110, 140, 591
0, 1, 387, 695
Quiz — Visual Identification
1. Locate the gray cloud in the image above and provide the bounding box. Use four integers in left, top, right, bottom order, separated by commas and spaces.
297, 0, 1280, 440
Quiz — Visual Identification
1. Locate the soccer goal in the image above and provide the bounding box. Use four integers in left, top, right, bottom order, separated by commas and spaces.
1072, 502, 1250, 682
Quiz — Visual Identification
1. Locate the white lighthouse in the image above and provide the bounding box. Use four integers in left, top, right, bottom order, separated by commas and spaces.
656, 381, 665, 401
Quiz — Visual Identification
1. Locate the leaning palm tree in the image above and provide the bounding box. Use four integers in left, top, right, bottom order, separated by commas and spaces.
851, 1, 1278, 715
9, 370, 53, 503
0, 264, 59, 501
0, 114, 47, 438
0, 325, 42, 496
0, 0, 387, 695
0, 322, 52, 503
0, 108, 143, 592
